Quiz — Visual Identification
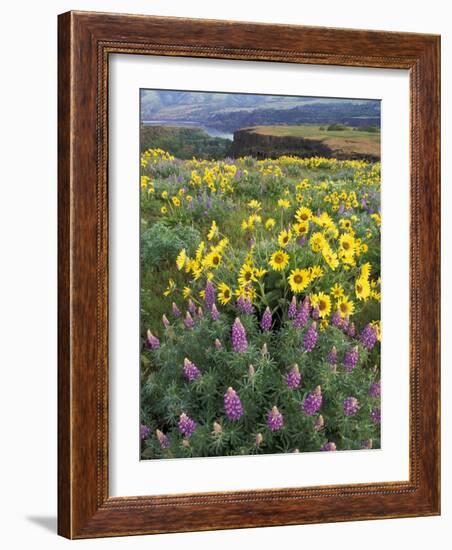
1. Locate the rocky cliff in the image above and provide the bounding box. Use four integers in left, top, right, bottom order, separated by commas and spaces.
229, 128, 380, 162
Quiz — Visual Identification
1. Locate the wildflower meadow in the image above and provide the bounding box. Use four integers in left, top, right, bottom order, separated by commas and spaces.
140, 148, 381, 459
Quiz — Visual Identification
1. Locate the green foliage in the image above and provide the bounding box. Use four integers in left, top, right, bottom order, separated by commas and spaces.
141, 222, 201, 270
141, 311, 380, 458
141, 125, 231, 160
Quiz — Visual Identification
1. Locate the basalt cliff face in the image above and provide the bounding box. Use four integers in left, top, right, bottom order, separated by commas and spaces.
229, 129, 380, 162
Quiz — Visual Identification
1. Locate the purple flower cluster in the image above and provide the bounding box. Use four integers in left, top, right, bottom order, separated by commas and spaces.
172, 302, 181, 318
146, 329, 160, 349
236, 295, 254, 315
231, 317, 248, 353
184, 311, 194, 329
331, 310, 348, 331
303, 386, 322, 416
343, 396, 360, 417
224, 387, 244, 421
183, 358, 201, 381
260, 306, 272, 332
293, 297, 311, 328
267, 406, 284, 432
156, 429, 170, 449
370, 407, 381, 424
288, 296, 297, 319
311, 306, 320, 320
162, 314, 170, 328
211, 303, 220, 321
178, 413, 197, 437
343, 346, 359, 372
321, 441, 337, 451
188, 299, 196, 315
303, 322, 318, 352
204, 280, 216, 311
369, 381, 381, 398
286, 364, 301, 389
347, 322, 356, 337
140, 424, 151, 440
360, 323, 378, 350
327, 346, 337, 366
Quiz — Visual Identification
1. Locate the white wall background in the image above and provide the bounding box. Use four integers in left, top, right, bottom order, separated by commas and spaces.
0, 1, 449, 548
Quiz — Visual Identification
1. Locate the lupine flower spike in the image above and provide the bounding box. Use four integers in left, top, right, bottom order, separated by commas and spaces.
231, 318, 248, 353
156, 429, 170, 449
178, 413, 196, 437
303, 385, 323, 416
286, 364, 301, 389
183, 357, 201, 381
224, 387, 244, 420
303, 322, 318, 352
146, 329, 160, 349
267, 406, 284, 432
260, 306, 272, 331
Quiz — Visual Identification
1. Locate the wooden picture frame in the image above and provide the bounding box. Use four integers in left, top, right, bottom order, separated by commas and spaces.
58, 10, 440, 539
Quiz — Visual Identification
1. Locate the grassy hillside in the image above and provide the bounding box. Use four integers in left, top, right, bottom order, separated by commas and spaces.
247, 125, 380, 159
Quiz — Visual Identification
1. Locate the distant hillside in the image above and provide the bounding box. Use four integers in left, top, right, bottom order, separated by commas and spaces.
229, 125, 380, 161
141, 90, 380, 133
140, 125, 231, 160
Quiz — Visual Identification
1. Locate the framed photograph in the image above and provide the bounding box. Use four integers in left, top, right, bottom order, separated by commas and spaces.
58, 11, 440, 538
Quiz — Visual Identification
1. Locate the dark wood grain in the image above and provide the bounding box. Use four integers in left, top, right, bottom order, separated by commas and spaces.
58, 10, 440, 539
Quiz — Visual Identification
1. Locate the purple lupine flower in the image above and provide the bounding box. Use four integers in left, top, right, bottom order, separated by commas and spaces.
371, 407, 381, 424
343, 396, 360, 417
260, 306, 272, 332
347, 322, 356, 337
369, 381, 381, 398
146, 329, 160, 349
362, 439, 373, 449
172, 302, 181, 318
327, 346, 337, 366
204, 280, 216, 311
303, 322, 318, 352
224, 387, 244, 421
162, 314, 170, 329
314, 415, 325, 431
360, 323, 378, 350
183, 357, 201, 381
211, 303, 220, 321
286, 364, 301, 389
214, 338, 222, 350
188, 299, 196, 315
237, 295, 254, 315
231, 317, 248, 353
184, 311, 194, 329
339, 203, 345, 214
196, 306, 204, 318
267, 406, 284, 432
303, 386, 322, 416
331, 310, 345, 329
321, 441, 337, 451
178, 413, 197, 437
288, 296, 297, 319
343, 346, 359, 372
311, 306, 320, 320
140, 424, 151, 440
297, 236, 306, 246
156, 429, 170, 449
293, 297, 310, 328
